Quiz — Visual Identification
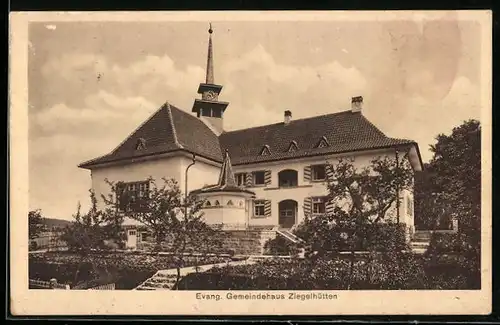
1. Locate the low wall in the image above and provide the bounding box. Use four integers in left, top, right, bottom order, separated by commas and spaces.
222, 229, 277, 256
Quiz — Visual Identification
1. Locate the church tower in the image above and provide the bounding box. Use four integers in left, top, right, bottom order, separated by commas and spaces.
192, 23, 229, 135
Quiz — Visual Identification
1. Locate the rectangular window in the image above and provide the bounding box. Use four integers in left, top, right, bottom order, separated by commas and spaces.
311, 164, 326, 181
235, 173, 246, 187
253, 171, 266, 186
254, 200, 266, 217
406, 196, 414, 217
312, 197, 326, 214
118, 181, 150, 212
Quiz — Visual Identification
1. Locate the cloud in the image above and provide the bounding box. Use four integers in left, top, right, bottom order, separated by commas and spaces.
375, 76, 481, 162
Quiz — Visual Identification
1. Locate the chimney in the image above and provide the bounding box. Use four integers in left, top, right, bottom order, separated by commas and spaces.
351, 96, 363, 113
284, 110, 292, 125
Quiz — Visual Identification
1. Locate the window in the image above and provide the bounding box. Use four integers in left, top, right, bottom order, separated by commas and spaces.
117, 181, 150, 212
141, 232, 150, 242
260, 145, 271, 156
214, 200, 220, 206
312, 197, 326, 214
227, 200, 233, 206
287, 141, 298, 152
406, 196, 414, 216
311, 164, 326, 181
235, 173, 246, 186
254, 200, 266, 216
316, 136, 330, 148
128, 230, 136, 236
205, 201, 211, 207
253, 171, 266, 186
212, 109, 222, 118
278, 169, 298, 187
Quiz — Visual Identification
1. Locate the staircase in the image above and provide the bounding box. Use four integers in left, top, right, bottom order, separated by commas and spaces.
410, 231, 432, 254
276, 228, 305, 244
135, 272, 178, 291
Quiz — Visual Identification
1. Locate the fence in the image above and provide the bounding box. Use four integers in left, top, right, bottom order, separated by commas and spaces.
88, 283, 115, 290
29, 278, 70, 290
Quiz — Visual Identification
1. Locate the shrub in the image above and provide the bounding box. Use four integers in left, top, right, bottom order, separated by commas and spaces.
185, 254, 430, 290
263, 236, 302, 256
424, 232, 480, 289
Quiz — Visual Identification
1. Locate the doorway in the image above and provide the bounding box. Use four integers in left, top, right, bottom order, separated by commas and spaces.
279, 200, 298, 229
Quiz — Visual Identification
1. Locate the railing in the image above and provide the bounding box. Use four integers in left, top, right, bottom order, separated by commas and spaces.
29, 279, 70, 290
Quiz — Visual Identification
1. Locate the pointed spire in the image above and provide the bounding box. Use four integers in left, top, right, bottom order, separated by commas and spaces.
206, 23, 215, 84
217, 149, 236, 188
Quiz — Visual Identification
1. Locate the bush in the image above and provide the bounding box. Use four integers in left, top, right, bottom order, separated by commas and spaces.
182, 254, 430, 290
263, 236, 302, 256
293, 219, 409, 254
424, 232, 480, 289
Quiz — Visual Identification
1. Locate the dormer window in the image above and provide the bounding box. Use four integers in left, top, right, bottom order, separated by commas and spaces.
136, 138, 147, 150
260, 145, 271, 156
316, 136, 330, 149
287, 140, 298, 152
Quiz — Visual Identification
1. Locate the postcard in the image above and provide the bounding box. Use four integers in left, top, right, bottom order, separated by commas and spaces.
9, 10, 492, 316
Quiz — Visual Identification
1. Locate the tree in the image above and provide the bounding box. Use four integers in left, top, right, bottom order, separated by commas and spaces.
59, 190, 125, 286
428, 120, 481, 232
417, 120, 482, 288
104, 177, 225, 286
294, 154, 413, 289
29, 209, 45, 240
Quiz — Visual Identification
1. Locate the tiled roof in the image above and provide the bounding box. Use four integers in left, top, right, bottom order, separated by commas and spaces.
219, 111, 416, 165
79, 107, 418, 169
78, 103, 222, 168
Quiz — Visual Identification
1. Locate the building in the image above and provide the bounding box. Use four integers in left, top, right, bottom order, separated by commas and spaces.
78, 25, 423, 252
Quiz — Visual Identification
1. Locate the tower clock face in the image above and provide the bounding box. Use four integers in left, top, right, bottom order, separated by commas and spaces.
205, 90, 217, 100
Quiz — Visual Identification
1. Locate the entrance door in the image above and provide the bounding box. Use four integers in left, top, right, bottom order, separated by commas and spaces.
127, 229, 137, 249
279, 200, 297, 229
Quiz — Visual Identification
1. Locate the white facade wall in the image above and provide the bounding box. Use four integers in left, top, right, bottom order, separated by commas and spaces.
88, 149, 415, 231
90, 156, 183, 210
232, 149, 415, 230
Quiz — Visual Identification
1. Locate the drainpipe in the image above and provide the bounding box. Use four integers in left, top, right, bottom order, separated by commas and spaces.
184, 153, 196, 218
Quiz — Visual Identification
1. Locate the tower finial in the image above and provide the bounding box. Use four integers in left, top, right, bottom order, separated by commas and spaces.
206, 23, 214, 84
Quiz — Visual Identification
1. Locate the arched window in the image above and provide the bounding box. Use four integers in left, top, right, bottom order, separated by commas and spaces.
214, 200, 220, 206
227, 200, 234, 206
278, 169, 298, 188
205, 200, 211, 207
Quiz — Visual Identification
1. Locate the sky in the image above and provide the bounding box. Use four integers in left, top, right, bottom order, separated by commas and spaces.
28, 15, 482, 220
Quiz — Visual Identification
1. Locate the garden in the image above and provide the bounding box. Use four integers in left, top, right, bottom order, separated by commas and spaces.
29, 251, 232, 289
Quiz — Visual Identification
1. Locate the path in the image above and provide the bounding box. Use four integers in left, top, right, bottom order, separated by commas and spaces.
133, 258, 256, 290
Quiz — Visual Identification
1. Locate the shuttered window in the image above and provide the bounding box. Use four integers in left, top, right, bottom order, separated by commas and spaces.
235, 173, 246, 186
303, 197, 312, 216
253, 171, 266, 186
303, 166, 312, 182
264, 200, 272, 217
311, 164, 326, 181
254, 200, 266, 217
312, 197, 326, 214
264, 170, 272, 185
245, 173, 253, 187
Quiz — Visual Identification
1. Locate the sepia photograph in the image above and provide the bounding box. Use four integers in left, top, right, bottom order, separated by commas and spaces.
10, 10, 492, 315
